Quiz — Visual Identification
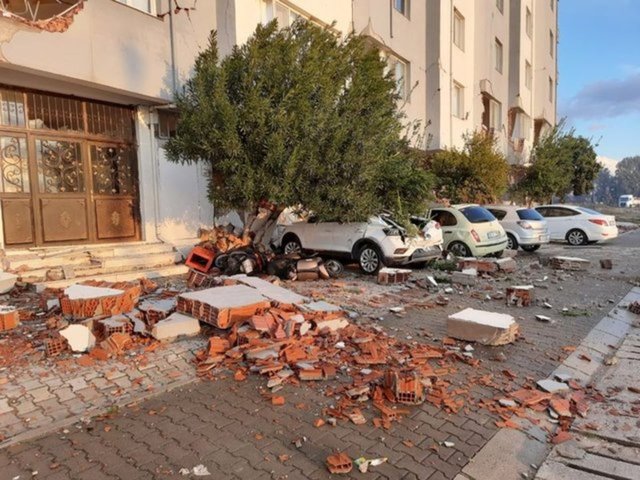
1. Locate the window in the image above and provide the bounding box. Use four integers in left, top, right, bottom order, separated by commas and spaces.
460, 206, 496, 223
525, 61, 532, 90
550, 0, 555, 11
525, 8, 532, 38
549, 30, 554, 57
490, 99, 502, 130
117, 0, 153, 14
156, 111, 178, 139
394, 0, 409, 17
496, 0, 504, 14
387, 55, 409, 101
494, 38, 503, 73
430, 210, 457, 227
273, 1, 303, 28
452, 82, 464, 118
548, 77, 554, 102
517, 209, 544, 221
488, 209, 507, 221
453, 9, 465, 50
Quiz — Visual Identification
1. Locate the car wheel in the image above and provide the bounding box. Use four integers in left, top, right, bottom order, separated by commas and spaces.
448, 241, 471, 258
324, 259, 344, 277
282, 236, 303, 254
521, 244, 541, 252
566, 229, 588, 246
506, 234, 518, 251
358, 244, 383, 274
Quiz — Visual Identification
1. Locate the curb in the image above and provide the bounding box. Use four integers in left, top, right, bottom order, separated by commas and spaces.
454, 286, 640, 480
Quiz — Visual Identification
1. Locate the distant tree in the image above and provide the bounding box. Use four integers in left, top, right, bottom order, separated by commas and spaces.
593, 169, 620, 205
430, 131, 509, 204
165, 21, 432, 241
512, 123, 600, 204
616, 156, 640, 196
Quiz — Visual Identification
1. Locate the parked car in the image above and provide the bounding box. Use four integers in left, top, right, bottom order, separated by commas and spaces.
412, 205, 507, 258
275, 214, 443, 274
485, 205, 549, 252
534, 205, 618, 245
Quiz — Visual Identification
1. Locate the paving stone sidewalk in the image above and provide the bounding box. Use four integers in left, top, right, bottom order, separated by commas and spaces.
0, 337, 204, 446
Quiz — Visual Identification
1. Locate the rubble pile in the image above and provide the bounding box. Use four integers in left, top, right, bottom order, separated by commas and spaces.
185, 226, 336, 285
189, 290, 484, 430
549, 256, 590, 271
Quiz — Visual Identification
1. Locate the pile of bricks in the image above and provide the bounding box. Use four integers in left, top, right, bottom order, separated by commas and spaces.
59, 281, 142, 320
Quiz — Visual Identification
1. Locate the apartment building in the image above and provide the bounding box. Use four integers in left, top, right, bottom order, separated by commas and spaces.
0, 0, 556, 254
424, 0, 557, 165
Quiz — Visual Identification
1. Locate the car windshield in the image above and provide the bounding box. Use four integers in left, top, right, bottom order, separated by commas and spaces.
517, 209, 544, 221
378, 215, 405, 231
576, 207, 601, 215
459, 206, 495, 223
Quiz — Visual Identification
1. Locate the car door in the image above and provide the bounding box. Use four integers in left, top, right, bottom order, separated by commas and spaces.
298, 218, 336, 251
539, 207, 578, 240
329, 221, 366, 253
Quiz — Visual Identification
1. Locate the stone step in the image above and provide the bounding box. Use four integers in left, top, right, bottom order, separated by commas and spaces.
5, 243, 176, 272
98, 251, 182, 270
35, 264, 189, 291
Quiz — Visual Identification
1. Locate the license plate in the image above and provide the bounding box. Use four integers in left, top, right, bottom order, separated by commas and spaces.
488, 231, 499, 239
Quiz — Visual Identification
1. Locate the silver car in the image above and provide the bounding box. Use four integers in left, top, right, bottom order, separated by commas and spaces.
485, 206, 549, 252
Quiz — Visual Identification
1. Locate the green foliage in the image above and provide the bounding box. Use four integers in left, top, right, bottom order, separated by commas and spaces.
430, 131, 509, 204
166, 21, 432, 223
616, 156, 640, 196
593, 169, 620, 205
512, 123, 600, 203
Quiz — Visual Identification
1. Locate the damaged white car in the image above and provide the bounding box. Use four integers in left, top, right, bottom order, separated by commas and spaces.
273, 214, 443, 274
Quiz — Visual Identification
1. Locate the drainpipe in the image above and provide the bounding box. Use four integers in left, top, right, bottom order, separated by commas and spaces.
168, 1, 178, 94
448, 0, 453, 147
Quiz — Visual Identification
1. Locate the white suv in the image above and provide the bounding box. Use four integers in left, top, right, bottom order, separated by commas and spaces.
274, 215, 443, 274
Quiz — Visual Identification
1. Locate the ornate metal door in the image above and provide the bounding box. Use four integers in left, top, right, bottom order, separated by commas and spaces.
0, 86, 140, 247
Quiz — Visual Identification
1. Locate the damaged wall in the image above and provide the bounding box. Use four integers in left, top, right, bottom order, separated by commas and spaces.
0, 0, 213, 103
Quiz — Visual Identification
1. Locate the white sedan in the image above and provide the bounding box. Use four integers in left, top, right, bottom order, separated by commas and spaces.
274, 214, 443, 274
534, 205, 618, 245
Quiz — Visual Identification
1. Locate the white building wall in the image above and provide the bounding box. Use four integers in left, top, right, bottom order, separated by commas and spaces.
533, 0, 557, 127
0, 0, 216, 245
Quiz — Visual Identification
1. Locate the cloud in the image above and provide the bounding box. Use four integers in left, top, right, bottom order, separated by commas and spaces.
597, 155, 619, 174
561, 72, 640, 120
587, 123, 606, 132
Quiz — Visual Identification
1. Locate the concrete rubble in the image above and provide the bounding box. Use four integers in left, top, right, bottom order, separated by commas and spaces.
447, 308, 519, 346
549, 256, 591, 271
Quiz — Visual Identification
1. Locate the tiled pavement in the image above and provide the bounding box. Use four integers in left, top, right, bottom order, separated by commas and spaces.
0, 277, 632, 479
0, 338, 202, 445
1, 234, 638, 479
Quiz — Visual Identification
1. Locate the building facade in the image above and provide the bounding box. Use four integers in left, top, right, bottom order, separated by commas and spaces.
0, 0, 557, 252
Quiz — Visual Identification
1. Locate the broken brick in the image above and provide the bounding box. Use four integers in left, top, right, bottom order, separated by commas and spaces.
326, 453, 353, 474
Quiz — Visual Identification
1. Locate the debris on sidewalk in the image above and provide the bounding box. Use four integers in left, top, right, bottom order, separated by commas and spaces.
447, 308, 519, 345
628, 301, 640, 315
506, 285, 534, 307
0, 306, 20, 331
549, 256, 590, 271
326, 453, 353, 474
599, 259, 613, 270
377, 267, 412, 285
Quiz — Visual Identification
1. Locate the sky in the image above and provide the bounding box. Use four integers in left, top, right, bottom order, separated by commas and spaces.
558, 0, 640, 172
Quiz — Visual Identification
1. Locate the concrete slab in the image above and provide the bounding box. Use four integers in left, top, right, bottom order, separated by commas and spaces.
64, 284, 124, 300
447, 308, 518, 346
461, 428, 548, 480
179, 285, 267, 308
152, 313, 201, 341
593, 316, 632, 339
59, 324, 96, 352
231, 275, 308, 304
301, 301, 342, 313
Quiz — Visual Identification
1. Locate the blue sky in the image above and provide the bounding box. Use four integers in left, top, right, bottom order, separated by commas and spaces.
558, 0, 640, 168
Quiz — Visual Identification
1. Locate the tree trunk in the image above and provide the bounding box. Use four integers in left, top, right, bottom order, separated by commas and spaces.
242, 203, 284, 248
